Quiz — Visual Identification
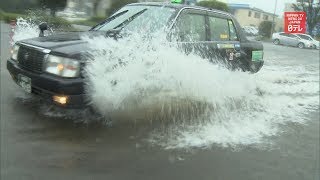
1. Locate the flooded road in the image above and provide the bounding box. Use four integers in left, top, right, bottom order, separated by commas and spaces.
1, 22, 319, 180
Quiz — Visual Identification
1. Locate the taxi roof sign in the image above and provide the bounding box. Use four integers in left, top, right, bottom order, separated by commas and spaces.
171, 0, 183, 3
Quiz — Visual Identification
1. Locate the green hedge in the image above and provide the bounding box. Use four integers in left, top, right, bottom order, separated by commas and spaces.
89, 16, 106, 23
0, 11, 26, 23
38, 16, 74, 31
0, 10, 76, 31
73, 16, 106, 27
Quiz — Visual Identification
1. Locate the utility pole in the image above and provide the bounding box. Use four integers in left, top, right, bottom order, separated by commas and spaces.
270, 0, 278, 38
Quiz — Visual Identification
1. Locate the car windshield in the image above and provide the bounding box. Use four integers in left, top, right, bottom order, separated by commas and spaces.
297, 34, 312, 41
92, 5, 176, 33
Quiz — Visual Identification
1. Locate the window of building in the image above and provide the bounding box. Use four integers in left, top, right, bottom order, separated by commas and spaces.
248, 11, 252, 17
254, 12, 261, 19
263, 14, 268, 20
175, 13, 206, 42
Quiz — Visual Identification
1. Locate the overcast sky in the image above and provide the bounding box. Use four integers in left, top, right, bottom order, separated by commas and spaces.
225, 0, 296, 16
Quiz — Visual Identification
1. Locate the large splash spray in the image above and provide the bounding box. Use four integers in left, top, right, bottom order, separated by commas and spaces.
83, 32, 319, 149
11, 18, 319, 149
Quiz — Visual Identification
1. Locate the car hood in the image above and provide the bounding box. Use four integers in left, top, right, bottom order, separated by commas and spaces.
17, 31, 106, 58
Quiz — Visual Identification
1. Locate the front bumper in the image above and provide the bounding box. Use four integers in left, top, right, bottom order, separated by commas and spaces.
7, 59, 88, 108
306, 44, 314, 48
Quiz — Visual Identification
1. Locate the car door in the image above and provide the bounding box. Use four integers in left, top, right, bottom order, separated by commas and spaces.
287, 34, 300, 46
299, 34, 314, 45
171, 8, 208, 58
279, 33, 290, 45
206, 12, 242, 70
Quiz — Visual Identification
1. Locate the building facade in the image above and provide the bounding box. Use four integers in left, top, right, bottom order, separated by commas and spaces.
228, 4, 283, 32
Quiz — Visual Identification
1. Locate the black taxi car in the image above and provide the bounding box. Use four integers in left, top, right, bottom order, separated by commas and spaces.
7, 2, 264, 108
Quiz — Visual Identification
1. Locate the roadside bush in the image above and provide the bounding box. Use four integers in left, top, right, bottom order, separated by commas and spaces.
0, 12, 26, 23
26, 16, 74, 31
45, 16, 73, 30
90, 16, 106, 23
1, 10, 75, 31
73, 16, 106, 27
72, 20, 98, 27
258, 21, 273, 38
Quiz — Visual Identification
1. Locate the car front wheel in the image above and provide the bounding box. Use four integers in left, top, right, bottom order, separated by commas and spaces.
273, 39, 280, 45
298, 43, 305, 49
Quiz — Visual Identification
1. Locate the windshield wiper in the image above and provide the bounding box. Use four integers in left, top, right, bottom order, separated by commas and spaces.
90, 10, 129, 31
112, 9, 147, 30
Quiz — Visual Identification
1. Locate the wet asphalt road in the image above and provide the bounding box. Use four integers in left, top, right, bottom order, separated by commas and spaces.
1, 22, 319, 180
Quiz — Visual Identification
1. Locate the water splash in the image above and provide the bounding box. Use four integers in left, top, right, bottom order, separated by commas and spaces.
12, 18, 319, 150
83, 33, 319, 149
12, 18, 39, 45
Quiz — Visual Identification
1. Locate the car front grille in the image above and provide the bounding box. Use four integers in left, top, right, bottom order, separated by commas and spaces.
17, 46, 46, 73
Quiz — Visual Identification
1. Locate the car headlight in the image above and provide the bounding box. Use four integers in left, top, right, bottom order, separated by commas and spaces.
11, 44, 20, 61
45, 55, 80, 78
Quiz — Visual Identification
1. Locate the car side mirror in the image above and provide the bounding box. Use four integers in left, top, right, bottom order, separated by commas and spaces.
39, 22, 48, 37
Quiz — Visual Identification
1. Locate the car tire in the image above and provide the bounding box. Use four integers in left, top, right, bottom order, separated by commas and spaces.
313, 45, 317, 49
273, 39, 280, 45
298, 43, 305, 49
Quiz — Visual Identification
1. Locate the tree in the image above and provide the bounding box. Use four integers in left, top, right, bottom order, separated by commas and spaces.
38, 0, 67, 17
0, 0, 38, 13
259, 21, 273, 38
107, 0, 138, 16
93, 0, 102, 16
196, 0, 229, 12
292, 0, 320, 35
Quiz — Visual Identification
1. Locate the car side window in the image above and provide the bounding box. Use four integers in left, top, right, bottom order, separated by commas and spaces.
174, 12, 206, 42
300, 35, 312, 41
280, 33, 290, 37
288, 34, 297, 38
228, 20, 239, 41
279, 33, 286, 36
208, 16, 230, 41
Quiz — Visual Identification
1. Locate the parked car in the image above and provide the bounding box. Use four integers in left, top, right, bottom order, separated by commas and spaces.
295, 33, 320, 49
7, 2, 264, 108
248, 26, 259, 36
243, 26, 258, 36
272, 32, 314, 49
242, 27, 253, 36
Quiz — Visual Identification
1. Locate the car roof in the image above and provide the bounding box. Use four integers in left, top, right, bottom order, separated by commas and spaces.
295, 33, 311, 36
128, 2, 230, 16
277, 32, 311, 36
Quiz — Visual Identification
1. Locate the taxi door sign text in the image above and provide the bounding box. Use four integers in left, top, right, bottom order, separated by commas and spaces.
284, 12, 306, 34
